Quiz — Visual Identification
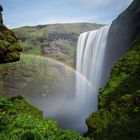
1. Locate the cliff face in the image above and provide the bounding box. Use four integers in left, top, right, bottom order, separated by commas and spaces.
86, 0, 140, 139
108, 0, 140, 54
0, 5, 22, 63
101, 0, 140, 85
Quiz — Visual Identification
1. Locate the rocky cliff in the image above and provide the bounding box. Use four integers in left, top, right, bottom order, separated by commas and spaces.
0, 5, 22, 63
86, 0, 140, 139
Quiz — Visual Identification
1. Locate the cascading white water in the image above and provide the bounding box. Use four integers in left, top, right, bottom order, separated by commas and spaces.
76, 25, 110, 111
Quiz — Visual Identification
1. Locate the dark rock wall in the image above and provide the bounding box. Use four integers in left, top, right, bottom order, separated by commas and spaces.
101, 0, 140, 86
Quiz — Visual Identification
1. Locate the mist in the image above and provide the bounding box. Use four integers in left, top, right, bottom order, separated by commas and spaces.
0, 54, 97, 133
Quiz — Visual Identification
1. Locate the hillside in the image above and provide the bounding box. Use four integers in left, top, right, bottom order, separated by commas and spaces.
0, 5, 22, 63
86, 0, 140, 139
13, 23, 103, 67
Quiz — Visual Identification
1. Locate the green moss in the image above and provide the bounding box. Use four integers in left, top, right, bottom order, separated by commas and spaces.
0, 22, 22, 63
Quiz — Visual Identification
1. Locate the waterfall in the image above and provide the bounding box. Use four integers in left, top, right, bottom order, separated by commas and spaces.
76, 25, 110, 112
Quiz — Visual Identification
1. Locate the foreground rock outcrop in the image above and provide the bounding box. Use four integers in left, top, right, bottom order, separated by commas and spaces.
86, 0, 140, 139
0, 5, 22, 63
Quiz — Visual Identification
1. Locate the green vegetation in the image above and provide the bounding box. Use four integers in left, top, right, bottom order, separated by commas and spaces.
0, 96, 89, 140
13, 23, 103, 67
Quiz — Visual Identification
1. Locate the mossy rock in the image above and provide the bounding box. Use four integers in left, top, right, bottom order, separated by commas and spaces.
0, 12, 22, 63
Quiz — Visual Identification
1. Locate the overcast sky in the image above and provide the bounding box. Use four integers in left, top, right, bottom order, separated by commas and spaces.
1, 0, 133, 28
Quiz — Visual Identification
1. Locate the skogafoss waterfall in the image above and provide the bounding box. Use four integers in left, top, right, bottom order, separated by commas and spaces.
76, 26, 110, 122
77, 25, 110, 89
43, 25, 110, 133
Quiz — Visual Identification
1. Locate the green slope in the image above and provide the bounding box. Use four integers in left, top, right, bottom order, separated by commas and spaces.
13, 23, 104, 67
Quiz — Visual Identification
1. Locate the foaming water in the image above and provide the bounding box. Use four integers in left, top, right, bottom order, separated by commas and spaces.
76, 26, 110, 131
76, 25, 110, 89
